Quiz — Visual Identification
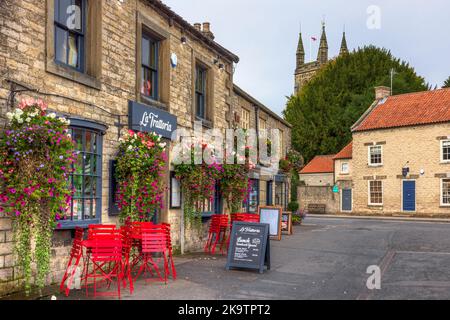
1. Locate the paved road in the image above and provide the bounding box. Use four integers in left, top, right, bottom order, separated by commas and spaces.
57, 217, 450, 300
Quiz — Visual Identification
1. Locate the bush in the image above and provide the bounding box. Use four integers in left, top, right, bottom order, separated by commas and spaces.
287, 201, 299, 213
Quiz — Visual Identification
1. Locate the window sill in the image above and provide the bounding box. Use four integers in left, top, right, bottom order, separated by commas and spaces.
46, 59, 101, 90
368, 204, 383, 208
368, 164, 383, 168
195, 116, 213, 129
56, 218, 101, 230
440, 161, 450, 164
140, 95, 168, 111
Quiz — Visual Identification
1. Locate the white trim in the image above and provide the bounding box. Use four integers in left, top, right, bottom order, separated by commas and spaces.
368, 180, 383, 206
401, 179, 416, 212
341, 162, 349, 174
368, 145, 383, 167
341, 188, 353, 212
440, 178, 450, 206
440, 140, 450, 163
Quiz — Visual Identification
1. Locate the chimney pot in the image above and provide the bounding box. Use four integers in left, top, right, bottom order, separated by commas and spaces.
375, 86, 391, 100
201, 22, 215, 40
194, 23, 201, 31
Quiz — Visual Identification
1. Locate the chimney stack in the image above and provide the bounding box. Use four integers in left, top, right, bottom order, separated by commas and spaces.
375, 86, 391, 100
201, 22, 215, 40
194, 23, 201, 31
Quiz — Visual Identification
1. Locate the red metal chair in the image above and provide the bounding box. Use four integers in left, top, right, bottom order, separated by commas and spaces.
60, 227, 84, 297
205, 215, 229, 255
120, 226, 134, 295
84, 236, 123, 298
162, 223, 176, 280
135, 225, 169, 284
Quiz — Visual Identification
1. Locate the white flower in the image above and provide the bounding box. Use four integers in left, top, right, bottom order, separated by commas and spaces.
67, 134, 72, 138
49, 113, 56, 119
6, 112, 13, 120
15, 109, 24, 116
159, 142, 167, 148
25, 117, 31, 123
17, 118, 24, 124
127, 145, 133, 151
14, 114, 21, 120
66, 119, 71, 125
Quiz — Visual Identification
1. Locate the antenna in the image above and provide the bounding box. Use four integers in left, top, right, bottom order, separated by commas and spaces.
390, 68, 398, 95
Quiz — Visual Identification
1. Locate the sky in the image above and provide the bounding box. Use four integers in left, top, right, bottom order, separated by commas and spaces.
164, 0, 450, 116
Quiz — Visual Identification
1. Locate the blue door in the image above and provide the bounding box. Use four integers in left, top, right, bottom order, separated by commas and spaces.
342, 189, 352, 212
403, 180, 416, 212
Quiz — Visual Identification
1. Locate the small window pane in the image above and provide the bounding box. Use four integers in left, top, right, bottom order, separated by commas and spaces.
442, 179, 450, 204
67, 33, 79, 68
150, 41, 158, 69
443, 141, 450, 161
369, 181, 383, 205
73, 199, 82, 220
370, 146, 382, 165
142, 37, 150, 66
55, 27, 68, 64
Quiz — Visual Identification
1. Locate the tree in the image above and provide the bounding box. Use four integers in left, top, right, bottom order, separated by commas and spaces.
283, 46, 429, 163
444, 76, 450, 88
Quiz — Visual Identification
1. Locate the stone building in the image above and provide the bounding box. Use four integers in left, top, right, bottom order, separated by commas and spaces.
0, 0, 290, 296
294, 23, 348, 93
329, 87, 450, 216
232, 85, 292, 212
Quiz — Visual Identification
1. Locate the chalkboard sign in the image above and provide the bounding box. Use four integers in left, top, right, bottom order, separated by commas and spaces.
258, 206, 282, 241
226, 222, 270, 274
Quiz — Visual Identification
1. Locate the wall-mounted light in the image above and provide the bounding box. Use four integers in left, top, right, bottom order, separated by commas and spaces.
218, 63, 225, 71
180, 36, 187, 45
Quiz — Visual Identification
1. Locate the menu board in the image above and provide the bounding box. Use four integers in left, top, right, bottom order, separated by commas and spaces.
226, 222, 270, 274
281, 211, 293, 235
259, 206, 282, 241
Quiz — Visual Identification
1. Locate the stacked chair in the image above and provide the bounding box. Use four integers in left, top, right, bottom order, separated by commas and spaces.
204, 214, 229, 255
59, 227, 84, 297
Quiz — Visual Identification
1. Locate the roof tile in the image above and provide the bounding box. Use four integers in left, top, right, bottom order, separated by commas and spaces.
333, 142, 352, 160
353, 88, 450, 132
300, 155, 335, 174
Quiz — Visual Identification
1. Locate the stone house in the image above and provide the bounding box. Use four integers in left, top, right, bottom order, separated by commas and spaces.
299, 155, 335, 186
348, 87, 450, 216
0, 0, 289, 296
232, 85, 292, 212
333, 142, 353, 212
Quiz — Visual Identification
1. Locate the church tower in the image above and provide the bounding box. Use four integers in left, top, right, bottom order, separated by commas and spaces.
317, 22, 328, 65
340, 32, 349, 56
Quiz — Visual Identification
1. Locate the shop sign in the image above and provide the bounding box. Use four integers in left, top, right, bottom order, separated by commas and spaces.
128, 101, 177, 139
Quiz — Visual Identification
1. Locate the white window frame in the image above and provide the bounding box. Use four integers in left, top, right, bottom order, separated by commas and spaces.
368, 145, 383, 167
440, 140, 450, 163
368, 180, 383, 206
341, 162, 349, 174
440, 178, 450, 206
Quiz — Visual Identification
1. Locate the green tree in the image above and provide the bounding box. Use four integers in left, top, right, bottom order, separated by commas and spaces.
284, 46, 429, 163
443, 76, 450, 88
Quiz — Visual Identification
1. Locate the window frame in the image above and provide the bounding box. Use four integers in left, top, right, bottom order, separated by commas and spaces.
54, 0, 86, 72
241, 107, 250, 130
368, 180, 383, 206
169, 172, 182, 209
441, 140, 450, 163
368, 145, 383, 166
341, 162, 349, 174
141, 32, 160, 101
440, 178, 450, 206
243, 179, 260, 213
195, 64, 207, 120
59, 118, 105, 229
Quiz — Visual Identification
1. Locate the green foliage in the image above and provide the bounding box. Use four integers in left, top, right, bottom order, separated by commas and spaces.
0, 99, 75, 293
287, 201, 299, 213
115, 130, 167, 223
284, 46, 429, 163
443, 76, 450, 88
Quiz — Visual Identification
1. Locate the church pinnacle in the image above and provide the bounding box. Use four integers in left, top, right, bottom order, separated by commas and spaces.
340, 31, 349, 55
317, 22, 328, 64
296, 32, 305, 69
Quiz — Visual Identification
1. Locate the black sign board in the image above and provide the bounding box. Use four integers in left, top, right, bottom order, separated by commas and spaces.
128, 100, 177, 139
226, 222, 271, 274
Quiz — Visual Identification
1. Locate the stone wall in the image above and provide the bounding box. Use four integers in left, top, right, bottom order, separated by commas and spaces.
0, 0, 237, 296
352, 123, 450, 216
299, 173, 334, 187
298, 186, 338, 214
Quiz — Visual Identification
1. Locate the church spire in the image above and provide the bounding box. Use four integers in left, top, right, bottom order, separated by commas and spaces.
340, 31, 349, 56
317, 21, 328, 64
296, 32, 305, 69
